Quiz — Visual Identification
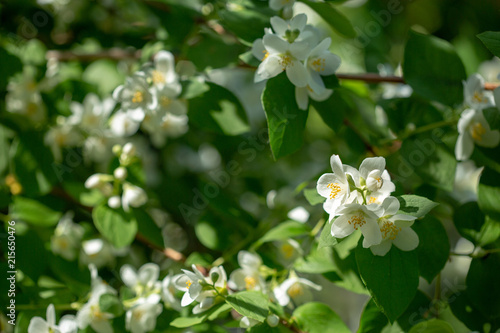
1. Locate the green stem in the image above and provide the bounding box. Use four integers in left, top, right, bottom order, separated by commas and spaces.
310, 219, 325, 237
380, 119, 458, 145
433, 272, 442, 319
16, 303, 78, 311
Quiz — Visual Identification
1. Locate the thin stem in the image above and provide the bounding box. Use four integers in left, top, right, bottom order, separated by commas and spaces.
433, 272, 442, 318
379, 119, 458, 145
310, 219, 325, 237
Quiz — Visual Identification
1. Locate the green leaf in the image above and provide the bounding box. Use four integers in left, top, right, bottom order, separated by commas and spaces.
99, 294, 124, 317
82, 60, 125, 95
403, 31, 466, 106
218, 6, 273, 45
303, 188, 326, 206
478, 167, 500, 221
477, 31, 500, 57
10, 196, 62, 227
295, 247, 336, 274
262, 73, 309, 159
257, 220, 311, 244
483, 107, 500, 131
92, 205, 138, 248
397, 290, 431, 332
318, 221, 338, 248
132, 208, 164, 248
355, 241, 419, 322
226, 291, 269, 322
170, 315, 206, 328
301, 0, 356, 38
12, 132, 58, 196
188, 82, 250, 136
453, 201, 500, 246
293, 302, 351, 333
397, 195, 438, 218
310, 88, 346, 133
466, 252, 500, 319
357, 299, 388, 333
16, 229, 49, 281
0, 48, 23, 90
0, 125, 10, 175
413, 216, 449, 283
408, 319, 454, 333
448, 292, 500, 332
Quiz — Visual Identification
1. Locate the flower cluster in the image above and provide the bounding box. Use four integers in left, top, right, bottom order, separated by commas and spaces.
84, 143, 147, 212
317, 155, 419, 256
455, 74, 500, 161
252, 13, 341, 110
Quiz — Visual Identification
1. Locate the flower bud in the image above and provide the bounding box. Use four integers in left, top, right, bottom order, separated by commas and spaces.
108, 196, 121, 209
267, 314, 280, 327
112, 144, 122, 156
114, 167, 127, 181
210, 272, 220, 283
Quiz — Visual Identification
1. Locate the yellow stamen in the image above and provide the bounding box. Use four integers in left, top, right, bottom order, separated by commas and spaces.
132, 91, 144, 104
287, 283, 303, 298
471, 122, 486, 142
152, 70, 165, 85
473, 91, 486, 103
160, 96, 172, 107
186, 280, 192, 289
262, 50, 270, 61
327, 183, 342, 199
380, 221, 401, 240
348, 214, 366, 230
311, 58, 326, 72
244, 276, 257, 290
368, 197, 378, 204
279, 54, 293, 70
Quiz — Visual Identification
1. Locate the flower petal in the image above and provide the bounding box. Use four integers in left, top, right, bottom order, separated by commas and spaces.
120, 265, 137, 288
393, 227, 419, 251
359, 157, 386, 179
331, 215, 355, 238
286, 60, 309, 87
370, 240, 392, 256
361, 220, 382, 248
455, 132, 474, 161
295, 86, 309, 110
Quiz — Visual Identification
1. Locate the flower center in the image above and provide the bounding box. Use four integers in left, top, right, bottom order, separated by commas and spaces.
160, 96, 172, 107
473, 91, 486, 103
327, 183, 342, 199
133, 309, 144, 320
380, 220, 401, 240
287, 283, 304, 298
368, 196, 378, 204
279, 54, 293, 70
186, 280, 192, 289
470, 122, 486, 142
244, 276, 257, 290
152, 70, 165, 85
281, 243, 295, 259
262, 50, 269, 61
132, 91, 144, 104
348, 213, 366, 230
310, 58, 326, 72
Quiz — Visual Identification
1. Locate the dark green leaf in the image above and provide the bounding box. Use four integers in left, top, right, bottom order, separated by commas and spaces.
355, 241, 419, 322
310, 88, 346, 133
262, 73, 308, 159
449, 292, 500, 332
188, 82, 250, 136
477, 31, 500, 57
293, 302, 350, 333
357, 299, 388, 333
453, 201, 500, 246
16, 229, 49, 281
10, 196, 62, 227
0, 48, 23, 90
218, 7, 273, 45
483, 107, 500, 131
397, 290, 432, 332
226, 291, 269, 322
403, 31, 466, 106
92, 205, 138, 248
397, 195, 438, 218
301, 0, 356, 38
466, 252, 500, 319
132, 208, 164, 248
478, 167, 500, 221
413, 216, 449, 283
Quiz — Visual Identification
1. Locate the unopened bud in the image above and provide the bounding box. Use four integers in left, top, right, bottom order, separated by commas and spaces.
210, 272, 220, 283
112, 144, 122, 156
114, 167, 127, 181
267, 314, 280, 327
108, 196, 121, 209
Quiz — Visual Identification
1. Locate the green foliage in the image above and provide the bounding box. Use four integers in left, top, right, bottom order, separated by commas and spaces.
355, 241, 419, 322
404, 31, 467, 106
92, 204, 138, 248
396, 195, 438, 218
301, 1, 356, 38
99, 294, 124, 317
408, 319, 454, 333
256, 220, 311, 245
466, 253, 500, 320
357, 299, 388, 333
262, 73, 309, 159
10, 196, 62, 227
292, 302, 350, 333
477, 31, 500, 57
318, 221, 338, 248
226, 291, 269, 322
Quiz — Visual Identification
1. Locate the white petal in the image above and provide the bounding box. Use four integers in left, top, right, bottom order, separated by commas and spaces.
393, 227, 419, 251
255, 55, 283, 82
138, 263, 160, 285
238, 251, 262, 269
263, 34, 288, 54
46, 304, 56, 327
309, 88, 333, 102
270, 16, 288, 36
120, 265, 137, 288
286, 59, 308, 87
330, 154, 345, 179
477, 129, 500, 148
321, 52, 342, 75
331, 215, 355, 238
359, 157, 386, 179
251, 39, 266, 60
455, 133, 474, 161
181, 290, 196, 306
290, 13, 307, 31
381, 196, 400, 216
361, 220, 382, 248
317, 173, 337, 197
28, 317, 49, 333
370, 240, 393, 256
295, 86, 309, 110
289, 40, 310, 61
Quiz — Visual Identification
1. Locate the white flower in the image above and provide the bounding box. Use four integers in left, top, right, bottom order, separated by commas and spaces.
316, 154, 354, 218
463, 74, 495, 110
58, 315, 78, 333
347, 156, 396, 204
304, 38, 341, 95
125, 301, 163, 333
80, 238, 114, 269
68, 94, 115, 132
269, 0, 296, 11
368, 197, 418, 256
161, 272, 182, 311
153, 84, 186, 115
478, 57, 500, 83
174, 265, 207, 306
295, 85, 332, 110
453, 160, 483, 204
331, 203, 382, 248
287, 206, 310, 223
273, 275, 321, 307
122, 183, 148, 212
84, 173, 113, 196
149, 51, 179, 89
28, 304, 58, 333
44, 120, 83, 161
275, 239, 302, 265
113, 73, 156, 121
6, 67, 46, 122
269, 14, 307, 42
228, 251, 265, 292
50, 212, 84, 261
455, 109, 500, 161
109, 110, 142, 137
142, 110, 188, 147
76, 268, 117, 333
120, 263, 161, 305
254, 34, 310, 87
